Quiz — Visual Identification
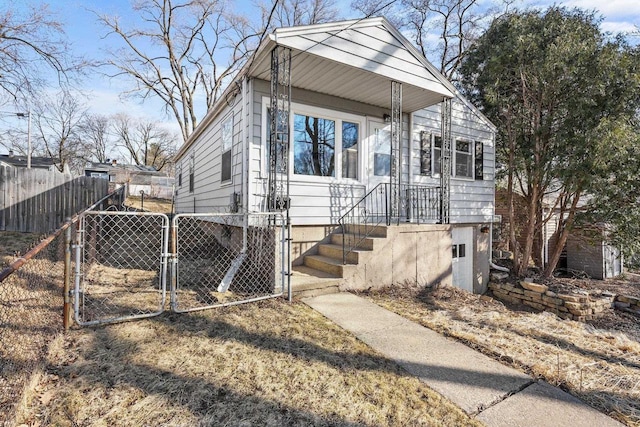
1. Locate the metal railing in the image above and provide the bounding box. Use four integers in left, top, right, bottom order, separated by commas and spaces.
338, 183, 441, 264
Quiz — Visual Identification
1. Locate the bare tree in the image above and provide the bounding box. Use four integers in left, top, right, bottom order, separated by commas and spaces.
0, 3, 84, 103
97, 0, 257, 142
79, 114, 112, 163
352, 0, 513, 81
112, 114, 177, 172
259, 0, 341, 28
32, 91, 87, 173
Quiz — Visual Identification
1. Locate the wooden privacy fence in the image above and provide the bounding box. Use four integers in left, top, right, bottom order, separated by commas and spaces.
0, 166, 109, 233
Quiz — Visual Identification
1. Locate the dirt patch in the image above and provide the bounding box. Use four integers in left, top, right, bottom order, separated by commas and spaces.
362, 284, 640, 427
17, 299, 480, 426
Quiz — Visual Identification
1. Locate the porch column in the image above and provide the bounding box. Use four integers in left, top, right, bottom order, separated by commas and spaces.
268, 46, 292, 212
390, 81, 402, 224
440, 98, 452, 224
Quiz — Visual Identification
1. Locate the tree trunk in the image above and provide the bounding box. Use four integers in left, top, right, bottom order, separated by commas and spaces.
544, 191, 582, 277
518, 184, 539, 276
505, 112, 520, 273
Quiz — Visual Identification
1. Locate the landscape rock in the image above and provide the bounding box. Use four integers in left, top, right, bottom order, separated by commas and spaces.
491, 271, 509, 281
520, 281, 548, 293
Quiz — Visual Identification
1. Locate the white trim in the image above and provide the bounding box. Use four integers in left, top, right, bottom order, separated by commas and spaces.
453, 138, 474, 180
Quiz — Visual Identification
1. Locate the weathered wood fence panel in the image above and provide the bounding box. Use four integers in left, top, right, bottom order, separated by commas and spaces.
0, 166, 109, 233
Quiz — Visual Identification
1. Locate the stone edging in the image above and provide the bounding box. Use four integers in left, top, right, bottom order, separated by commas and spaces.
488, 280, 640, 321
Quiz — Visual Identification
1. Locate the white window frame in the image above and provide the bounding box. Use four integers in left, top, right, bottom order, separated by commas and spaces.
261, 97, 364, 184
424, 133, 475, 181
189, 153, 195, 193
453, 138, 474, 180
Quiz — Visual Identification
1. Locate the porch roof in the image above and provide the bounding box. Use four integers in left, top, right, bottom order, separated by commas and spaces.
247, 17, 454, 113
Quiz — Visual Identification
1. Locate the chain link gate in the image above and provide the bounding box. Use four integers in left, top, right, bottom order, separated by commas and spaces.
73, 211, 288, 326
74, 211, 169, 326
171, 213, 287, 313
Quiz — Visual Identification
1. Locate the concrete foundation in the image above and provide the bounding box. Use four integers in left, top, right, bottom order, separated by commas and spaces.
339, 224, 453, 290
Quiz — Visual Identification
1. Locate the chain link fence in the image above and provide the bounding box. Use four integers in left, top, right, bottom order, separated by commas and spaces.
0, 220, 76, 425
172, 213, 287, 312
75, 211, 169, 326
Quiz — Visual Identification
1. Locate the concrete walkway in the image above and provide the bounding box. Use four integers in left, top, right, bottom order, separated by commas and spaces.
303, 293, 623, 427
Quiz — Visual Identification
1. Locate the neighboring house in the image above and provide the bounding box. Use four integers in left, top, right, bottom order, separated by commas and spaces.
0, 151, 70, 173
173, 17, 496, 294
494, 189, 623, 279
84, 161, 174, 199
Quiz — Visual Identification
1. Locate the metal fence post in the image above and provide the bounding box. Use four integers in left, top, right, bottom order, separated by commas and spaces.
63, 218, 72, 331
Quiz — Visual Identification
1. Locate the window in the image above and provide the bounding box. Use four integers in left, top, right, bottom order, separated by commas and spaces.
342, 121, 359, 179
452, 243, 466, 258
294, 113, 335, 177
433, 135, 442, 175
428, 135, 483, 180
189, 154, 195, 193
262, 99, 362, 180
419, 132, 444, 176
455, 140, 473, 178
475, 141, 484, 180
221, 116, 233, 182
419, 131, 431, 176
266, 108, 288, 174
177, 166, 182, 187
373, 127, 390, 176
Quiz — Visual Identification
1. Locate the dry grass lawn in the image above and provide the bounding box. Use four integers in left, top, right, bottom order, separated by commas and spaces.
17, 299, 481, 426
362, 284, 640, 427
125, 196, 173, 213
0, 231, 43, 266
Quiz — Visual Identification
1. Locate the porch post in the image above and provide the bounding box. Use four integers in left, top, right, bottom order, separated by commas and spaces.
390, 81, 402, 225
269, 45, 292, 301
440, 98, 452, 224
268, 46, 292, 213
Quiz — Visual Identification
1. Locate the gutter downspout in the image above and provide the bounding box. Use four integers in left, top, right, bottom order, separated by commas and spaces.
219, 77, 250, 293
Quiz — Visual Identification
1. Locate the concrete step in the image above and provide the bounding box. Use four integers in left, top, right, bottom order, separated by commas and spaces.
294, 285, 340, 299
331, 233, 377, 250
343, 223, 388, 238
291, 265, 342, 299
303, 254, 356, 277
318, 243, 362, 264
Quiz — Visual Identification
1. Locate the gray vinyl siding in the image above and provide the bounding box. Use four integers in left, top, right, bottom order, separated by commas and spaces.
174, 92, 244, 213
180, 80, 494, 226
249, 79, 390, 225
566, 236, 605, 279
411, 97, 495, 224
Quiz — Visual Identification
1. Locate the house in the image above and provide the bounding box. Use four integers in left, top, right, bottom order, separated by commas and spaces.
0, 150, 69, 173
494, 189, 623, 279
173, 17, 496, 294
84, 161, 174, 199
